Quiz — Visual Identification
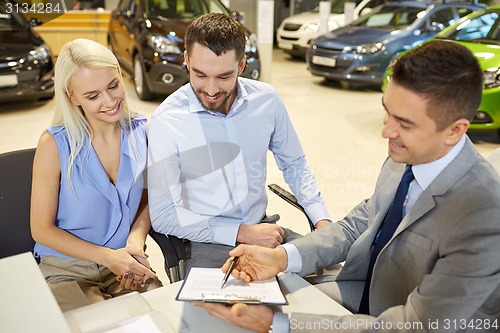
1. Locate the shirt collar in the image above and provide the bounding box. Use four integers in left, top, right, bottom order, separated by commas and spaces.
186, 79, 248, 117
412, 135, 466, 191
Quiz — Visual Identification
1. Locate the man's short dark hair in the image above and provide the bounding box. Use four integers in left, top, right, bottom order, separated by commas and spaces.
185, 13, 246, 61
391, 40, 483, 131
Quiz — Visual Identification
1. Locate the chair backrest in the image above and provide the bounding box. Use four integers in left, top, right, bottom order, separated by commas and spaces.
268, 183, 315, 232
0, 148, 36, 259
148, 230, 187, 283
487, 148, 500, 175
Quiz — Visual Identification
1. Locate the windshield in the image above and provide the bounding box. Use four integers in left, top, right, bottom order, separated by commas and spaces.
145, 0, 229, 19
439, 10, 500, 44
352, 5, 424, 29
0, 1, 27, 30
312, 0, 362, 15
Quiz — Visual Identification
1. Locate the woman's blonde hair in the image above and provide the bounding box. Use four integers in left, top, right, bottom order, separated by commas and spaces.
52, 38, 133, 181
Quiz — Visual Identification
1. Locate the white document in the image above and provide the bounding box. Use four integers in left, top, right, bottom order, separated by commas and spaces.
0, 253, 72, 333
176, 267, 287, 305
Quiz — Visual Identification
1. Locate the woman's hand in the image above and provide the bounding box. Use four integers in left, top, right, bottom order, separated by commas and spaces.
104, 247, 157, 286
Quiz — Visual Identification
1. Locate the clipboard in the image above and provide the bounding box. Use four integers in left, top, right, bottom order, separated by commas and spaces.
175, 267, 288, 305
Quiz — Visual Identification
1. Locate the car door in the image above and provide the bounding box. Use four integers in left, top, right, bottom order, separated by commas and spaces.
109, 0, 138, 71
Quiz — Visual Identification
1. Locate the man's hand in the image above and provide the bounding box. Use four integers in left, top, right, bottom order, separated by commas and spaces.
103, 247, 157, 285
192, 302, 273, 333
236, 223, 285, 248
222, 244, 288, 282
315, 219, 331, 229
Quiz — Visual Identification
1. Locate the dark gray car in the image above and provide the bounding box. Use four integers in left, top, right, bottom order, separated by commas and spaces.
108, 0, 260, 100
0, 0, 54, 103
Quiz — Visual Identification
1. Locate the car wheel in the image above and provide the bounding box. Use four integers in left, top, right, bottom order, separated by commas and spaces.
133, 54, 154, 100
249, 68, 260, 80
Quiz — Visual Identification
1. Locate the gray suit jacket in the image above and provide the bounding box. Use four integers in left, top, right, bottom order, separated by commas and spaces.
289, 137, 500, 332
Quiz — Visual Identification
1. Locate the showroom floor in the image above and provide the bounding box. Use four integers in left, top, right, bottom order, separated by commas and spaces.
1, 49, 499, 285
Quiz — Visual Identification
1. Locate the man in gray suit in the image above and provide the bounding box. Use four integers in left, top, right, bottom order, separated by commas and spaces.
194, 40, 500, 332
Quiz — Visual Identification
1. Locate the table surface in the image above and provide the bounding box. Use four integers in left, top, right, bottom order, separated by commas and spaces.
142, 272, 351, 332
0, 252, 350, 333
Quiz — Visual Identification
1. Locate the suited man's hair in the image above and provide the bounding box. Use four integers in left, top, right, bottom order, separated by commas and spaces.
390, 40, 483, 131
185, 13, 246, 62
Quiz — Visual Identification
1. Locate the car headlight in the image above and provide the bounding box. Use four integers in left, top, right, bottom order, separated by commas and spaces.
27, 43, 51, 64
148, 34, 182, 55
245, 33, 258, 53
304, 23, 319, 33
483, 68, 500, 89
346, 42, 385, 55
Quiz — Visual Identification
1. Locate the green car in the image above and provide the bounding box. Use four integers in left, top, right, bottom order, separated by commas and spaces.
382, 6, 500, 136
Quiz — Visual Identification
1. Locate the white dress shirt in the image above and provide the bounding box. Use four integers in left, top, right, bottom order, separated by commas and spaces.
148, 78, 330, 246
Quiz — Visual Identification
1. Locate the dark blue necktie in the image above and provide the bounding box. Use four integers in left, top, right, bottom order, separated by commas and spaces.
358, 166, 414, 314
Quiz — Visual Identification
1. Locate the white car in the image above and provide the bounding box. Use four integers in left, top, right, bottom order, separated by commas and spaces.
276, 0, 385, 58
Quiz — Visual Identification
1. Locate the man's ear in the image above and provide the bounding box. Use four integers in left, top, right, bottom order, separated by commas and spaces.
184, 50, 190, 71
445, 118, 469, 146
238, 55, 247, 75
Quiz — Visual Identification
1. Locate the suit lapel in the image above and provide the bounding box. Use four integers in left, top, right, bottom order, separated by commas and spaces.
393, 137, 479, 239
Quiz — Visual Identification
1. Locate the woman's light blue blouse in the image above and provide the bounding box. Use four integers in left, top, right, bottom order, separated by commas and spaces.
34, 115, 147, 259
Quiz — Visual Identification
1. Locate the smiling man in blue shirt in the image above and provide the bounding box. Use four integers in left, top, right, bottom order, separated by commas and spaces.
148, 13, 331, 270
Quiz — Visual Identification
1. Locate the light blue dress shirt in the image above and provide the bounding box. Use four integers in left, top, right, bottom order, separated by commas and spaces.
34, 115, 147, 259
275, 136, 468, 333
148, 78, 330, 246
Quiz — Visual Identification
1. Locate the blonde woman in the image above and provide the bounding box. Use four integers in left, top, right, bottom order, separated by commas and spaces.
30, 39, 160, 312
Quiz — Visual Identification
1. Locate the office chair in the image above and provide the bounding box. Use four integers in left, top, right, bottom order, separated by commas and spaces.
0, 148, 37, 259
148, 229, 187, 283
267, 184, 316, 232
152, 183, 314, 283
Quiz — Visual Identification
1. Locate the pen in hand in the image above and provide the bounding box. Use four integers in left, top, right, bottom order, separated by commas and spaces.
220, 256, 239, 289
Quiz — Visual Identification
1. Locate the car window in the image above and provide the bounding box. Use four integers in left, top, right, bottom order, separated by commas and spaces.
362, 0, 385, 11
117, 0, 133, 12
456, 7, 475, 19
316, 0, 363, 14
0, 2, 26, 30
315, 0, 385, 17
441, 11, 500, 42
428, 8, 455, 27
145, 0, 227, 19
354, 6, 423, 28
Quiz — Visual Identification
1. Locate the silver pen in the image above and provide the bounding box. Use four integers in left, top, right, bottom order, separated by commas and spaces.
220, 256, 239, 289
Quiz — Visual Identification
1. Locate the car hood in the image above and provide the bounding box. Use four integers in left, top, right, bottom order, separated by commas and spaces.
454, 40, 500, 70
314, 26, 403, 48
148, 17, 191, 41
0, 29, 40, 59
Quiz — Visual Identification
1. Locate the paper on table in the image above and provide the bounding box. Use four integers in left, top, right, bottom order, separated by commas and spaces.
176, 267, 287, 305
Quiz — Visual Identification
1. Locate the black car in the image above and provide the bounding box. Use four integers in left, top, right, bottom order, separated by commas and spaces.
108, 0, 261, 100
0, 0, 54, 103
